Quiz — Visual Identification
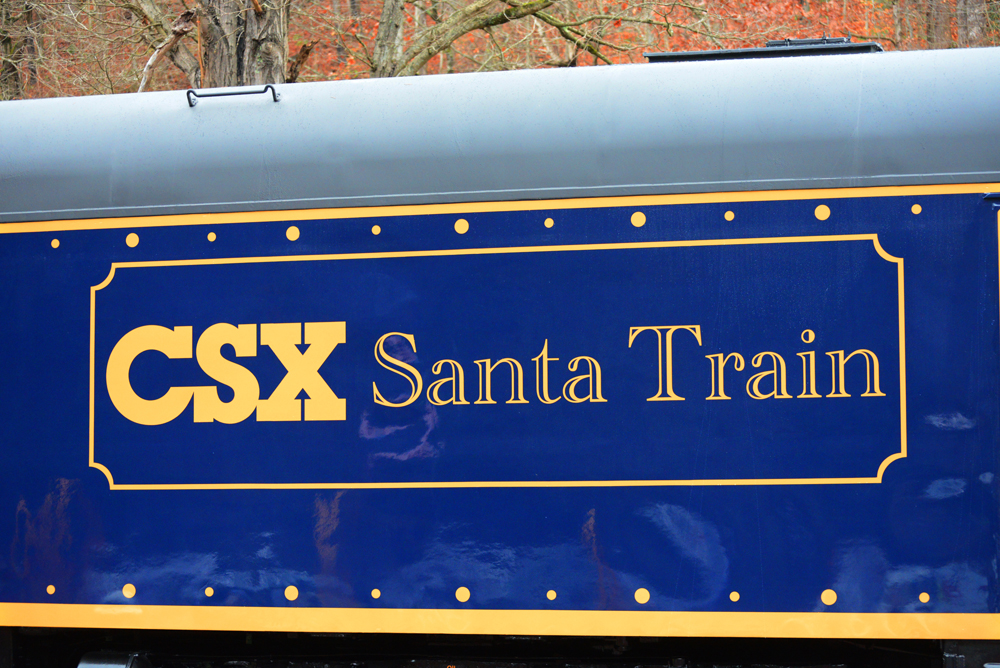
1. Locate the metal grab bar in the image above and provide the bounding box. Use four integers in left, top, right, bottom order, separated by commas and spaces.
186, 84, 280, 107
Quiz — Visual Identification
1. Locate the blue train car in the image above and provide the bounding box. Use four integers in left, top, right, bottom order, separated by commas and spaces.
0, 41, 998, 667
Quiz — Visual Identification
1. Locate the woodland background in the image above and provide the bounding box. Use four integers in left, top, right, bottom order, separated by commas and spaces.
1, 0, 998, 99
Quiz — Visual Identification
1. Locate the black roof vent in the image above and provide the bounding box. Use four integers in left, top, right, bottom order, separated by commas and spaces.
645, 36, 883, 63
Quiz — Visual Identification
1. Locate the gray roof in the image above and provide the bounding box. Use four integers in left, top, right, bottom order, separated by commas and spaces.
1, 46, 998, 222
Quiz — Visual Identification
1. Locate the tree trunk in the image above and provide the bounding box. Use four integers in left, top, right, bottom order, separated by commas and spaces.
201, 0, 288, 88
892, 0, 903, 46
0, 0, 24, 100
956, 0, 986, 46
200, 0, 241, 87
242, 0, 288, 85
925, 0, 952, 49
372, 0, 404, 77
23, 1, 37, 85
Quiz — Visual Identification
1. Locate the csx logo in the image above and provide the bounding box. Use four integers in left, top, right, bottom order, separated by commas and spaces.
106, 323, 344, 425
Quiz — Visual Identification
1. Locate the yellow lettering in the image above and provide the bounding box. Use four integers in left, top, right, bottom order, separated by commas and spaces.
705, 352, 745, 400
258, 322, 346, 421
826, 349, 886, 397
427, 359, 469, 406
106, 325, 196, 425
193, 323, 260, 424
746, 352, 792, 400
474, 358, 529, 405
627, 325, 702, 401
797, 351, 821, 398
562, 356, 607, 403
372, 332, 423, 408
531, 339, 561, 404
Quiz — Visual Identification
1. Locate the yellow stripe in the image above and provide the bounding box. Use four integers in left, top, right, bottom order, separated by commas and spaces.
0, 603, 996, 639
3, 182, 998, 233
101, 477, 884, 490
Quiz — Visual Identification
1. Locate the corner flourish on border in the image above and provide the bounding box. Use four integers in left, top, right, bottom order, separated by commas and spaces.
93, 265, 118, 292
871, 236, 903, 264
89, 461, 116, 487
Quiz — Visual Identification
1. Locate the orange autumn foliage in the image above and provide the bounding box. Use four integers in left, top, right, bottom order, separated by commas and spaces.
4, 0, 998, 98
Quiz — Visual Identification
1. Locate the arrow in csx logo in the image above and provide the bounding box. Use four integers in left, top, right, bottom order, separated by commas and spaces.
105, 322, 345, 425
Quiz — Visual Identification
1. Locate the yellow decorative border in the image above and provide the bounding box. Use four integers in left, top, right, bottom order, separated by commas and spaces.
1, 603, 997, 639
88, 235, 906, 490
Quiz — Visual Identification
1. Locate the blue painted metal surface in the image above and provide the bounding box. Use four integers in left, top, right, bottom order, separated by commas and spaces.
0, 189, 996, 627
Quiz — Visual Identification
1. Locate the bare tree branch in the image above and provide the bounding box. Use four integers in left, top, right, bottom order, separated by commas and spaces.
532, 9, 613, 63
123, 0, 202, 87
395, 0, 555, 77
286, 37, 319, 81
137, 8, 196, 91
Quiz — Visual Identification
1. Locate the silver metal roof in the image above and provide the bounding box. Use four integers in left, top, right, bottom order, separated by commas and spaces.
1, 47, 998, 222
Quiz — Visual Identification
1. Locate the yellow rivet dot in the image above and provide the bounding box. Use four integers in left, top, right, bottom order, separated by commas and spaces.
544, 218, 554, 228
729, 591, 740, 602
455, 586, 471, 602
724, 211, 735, 222
814, 205, 831, 221
46, 585, 55, 595
372, 225, 381, 236
125, 233, 139, 248
207, 232, 217, 242
286, 226, 300, 241
546, 590, 557, 601
284, 585, 299, 601
634, 588, 650, 604
122, 583, 136, 599
912, 204, 922, 215
821, 589, 837, 606
454, 219, 469, 234
630, 211, 646, 227
371, 588, 381, 599
919, 592, 930, 603
51, 239, 60, 249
